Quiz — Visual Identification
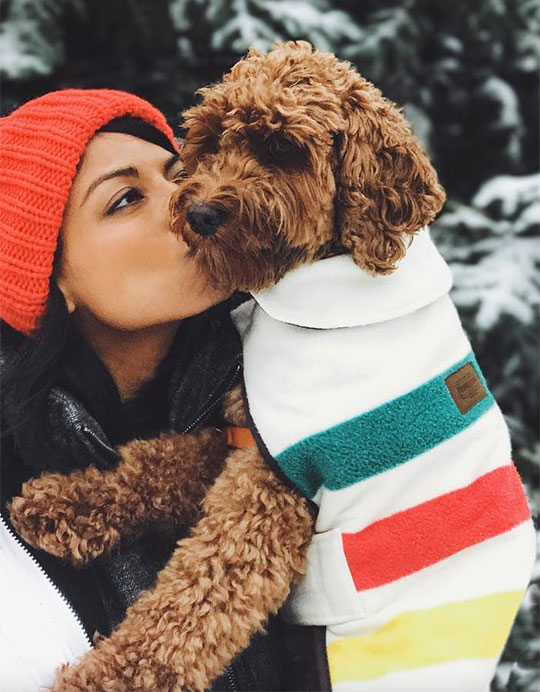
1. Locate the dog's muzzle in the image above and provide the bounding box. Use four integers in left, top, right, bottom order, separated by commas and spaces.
186, 202, 227, 237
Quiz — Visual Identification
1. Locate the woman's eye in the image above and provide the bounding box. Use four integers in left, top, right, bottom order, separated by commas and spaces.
172, 167, 188, 183
106, 188, 144, 215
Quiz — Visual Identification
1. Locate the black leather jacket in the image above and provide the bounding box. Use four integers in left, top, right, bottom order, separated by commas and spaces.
0, 305, 322, 692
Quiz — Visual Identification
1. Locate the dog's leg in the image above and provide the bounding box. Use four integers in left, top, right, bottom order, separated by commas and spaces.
9, 428, 227, 565
50, 448, 314, 692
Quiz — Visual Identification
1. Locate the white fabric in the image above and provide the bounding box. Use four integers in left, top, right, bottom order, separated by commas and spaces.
0, 516, 91, 691
232, 227, 535, 690
234, 229, 470, 460
236, 293, 471, 457
253, 227, 452, 328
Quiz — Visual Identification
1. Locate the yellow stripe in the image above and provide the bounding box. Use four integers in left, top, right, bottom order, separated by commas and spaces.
328, 590, 524, 683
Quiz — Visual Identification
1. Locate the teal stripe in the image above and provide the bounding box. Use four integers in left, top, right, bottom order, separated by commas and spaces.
275, 353, 494, 499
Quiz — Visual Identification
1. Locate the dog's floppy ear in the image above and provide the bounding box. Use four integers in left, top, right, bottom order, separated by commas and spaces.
335, 76, 446, 274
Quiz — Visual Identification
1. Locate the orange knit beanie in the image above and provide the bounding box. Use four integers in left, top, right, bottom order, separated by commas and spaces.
0, 89, 180, 335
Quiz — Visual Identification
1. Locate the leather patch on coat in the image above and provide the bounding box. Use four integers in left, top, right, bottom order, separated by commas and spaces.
445, 363, 487, 414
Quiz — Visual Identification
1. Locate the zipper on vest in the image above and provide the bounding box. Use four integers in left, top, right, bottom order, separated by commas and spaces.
0, 512, 92, 647
224, 664, 239, 691
78, 360, 242, 451
180, 362, 242, 435
81, 425, 117, 457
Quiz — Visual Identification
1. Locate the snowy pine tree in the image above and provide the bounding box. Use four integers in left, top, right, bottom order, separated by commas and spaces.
0, 0, 82, 79
170, 0, 362, 56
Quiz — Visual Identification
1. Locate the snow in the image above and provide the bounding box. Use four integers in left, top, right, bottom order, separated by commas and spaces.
344, 6, 412, 59
263, 0, 363, 49
432, 174, 540, 331
174, 0, 363, 54
478, 76, 524, 161
480, 76, 521, 130
515, 202, 540, 234
441, 35, 464, 55
0, 21, 51, 79
0, 0, 69, 80
213, 0, 273, 52
450, 237, 539, 330
403, 103, 433, 152
473, 173, 540, 218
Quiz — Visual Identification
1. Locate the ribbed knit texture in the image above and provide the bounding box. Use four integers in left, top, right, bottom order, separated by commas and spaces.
0, 89, 179, 335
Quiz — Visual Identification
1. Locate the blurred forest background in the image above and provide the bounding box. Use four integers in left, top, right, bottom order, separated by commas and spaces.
1, 0, 539, 689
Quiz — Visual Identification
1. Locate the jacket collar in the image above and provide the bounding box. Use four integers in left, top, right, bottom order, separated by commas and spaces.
1, 305, 242, 475
251, 228, 452, 329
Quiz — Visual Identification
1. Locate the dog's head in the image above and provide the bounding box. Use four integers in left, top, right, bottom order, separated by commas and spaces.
172, 41, 446, 293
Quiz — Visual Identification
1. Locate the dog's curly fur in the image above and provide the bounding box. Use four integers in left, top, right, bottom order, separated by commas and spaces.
10, 429, 228, 566
11, 387, 314, 692
175, 40, 445, 289
50, 442, 313, 691
9, 41, 445, 691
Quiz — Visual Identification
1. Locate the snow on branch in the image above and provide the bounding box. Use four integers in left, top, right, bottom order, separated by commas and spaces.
432, 174, 540, 332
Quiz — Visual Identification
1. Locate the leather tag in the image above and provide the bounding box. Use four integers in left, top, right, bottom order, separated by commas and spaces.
445, 363, 487, 414
226, 426, 257, 449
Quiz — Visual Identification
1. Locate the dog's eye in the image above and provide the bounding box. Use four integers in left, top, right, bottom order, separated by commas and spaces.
248, 131, 308, 170
266, 134, 295, 158
198, 135, 219, 155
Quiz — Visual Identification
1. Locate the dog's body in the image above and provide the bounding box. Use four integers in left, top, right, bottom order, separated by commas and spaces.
9, 42, 535, 691
235, 230, 535, 690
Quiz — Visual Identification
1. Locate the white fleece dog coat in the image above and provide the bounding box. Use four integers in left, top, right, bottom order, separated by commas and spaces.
232, 228, 535, 692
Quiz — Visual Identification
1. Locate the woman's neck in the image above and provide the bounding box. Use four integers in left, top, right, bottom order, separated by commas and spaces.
74, 313, 181, 401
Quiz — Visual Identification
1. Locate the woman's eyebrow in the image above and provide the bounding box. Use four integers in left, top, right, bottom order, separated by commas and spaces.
83, 166, 139, 204
164, 153, 181, 175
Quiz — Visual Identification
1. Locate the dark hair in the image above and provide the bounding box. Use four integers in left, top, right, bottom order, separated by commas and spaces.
0, 277, 121, 471
98, 116, 177, 154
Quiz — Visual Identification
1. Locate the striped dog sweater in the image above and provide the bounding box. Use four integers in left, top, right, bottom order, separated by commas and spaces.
232, 228, 535, 691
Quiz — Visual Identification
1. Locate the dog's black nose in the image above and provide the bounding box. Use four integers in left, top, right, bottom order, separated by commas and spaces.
186, 203, 226, 236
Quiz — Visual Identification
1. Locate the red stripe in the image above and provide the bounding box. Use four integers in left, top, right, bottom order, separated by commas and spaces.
342, 464, 531, 590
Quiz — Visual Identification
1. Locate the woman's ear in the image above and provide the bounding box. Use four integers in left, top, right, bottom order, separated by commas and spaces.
55, 278, 76, 314
335, 76, 446, 274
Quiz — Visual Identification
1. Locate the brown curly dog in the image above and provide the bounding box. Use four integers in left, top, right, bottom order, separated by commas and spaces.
9, 41, 445, 691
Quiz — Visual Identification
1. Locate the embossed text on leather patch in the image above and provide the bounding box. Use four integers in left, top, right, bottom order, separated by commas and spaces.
445, 362, 487, 414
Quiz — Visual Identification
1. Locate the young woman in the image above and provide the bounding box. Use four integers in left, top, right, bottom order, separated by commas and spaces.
0, 89, 313, 691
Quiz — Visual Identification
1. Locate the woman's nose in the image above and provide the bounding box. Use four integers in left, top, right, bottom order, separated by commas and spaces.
186, 202, 227, 236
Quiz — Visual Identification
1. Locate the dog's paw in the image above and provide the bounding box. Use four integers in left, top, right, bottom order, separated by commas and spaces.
8, 470, 121, 566
50, 645, 178, 692
51, 660, 122, 692
50, 659, 126, 692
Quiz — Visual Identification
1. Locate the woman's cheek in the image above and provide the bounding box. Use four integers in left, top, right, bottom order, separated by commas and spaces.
67, 231, 227, 328
74, 271, 199, 329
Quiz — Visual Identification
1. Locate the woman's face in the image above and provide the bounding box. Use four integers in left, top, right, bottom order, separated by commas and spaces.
58, 132, 229, 331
